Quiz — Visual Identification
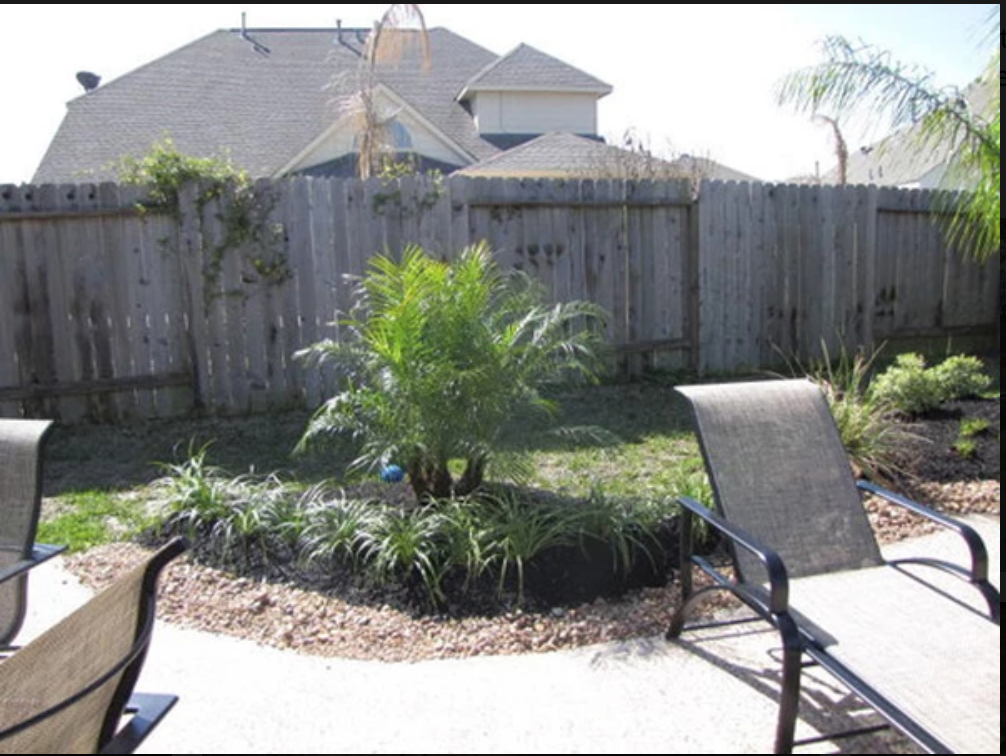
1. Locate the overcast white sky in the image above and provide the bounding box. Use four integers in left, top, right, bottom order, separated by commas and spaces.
0, 4, 995, 184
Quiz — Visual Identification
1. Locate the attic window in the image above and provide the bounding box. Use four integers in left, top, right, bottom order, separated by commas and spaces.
389, 120, 414, 151
353, 119, 414, 151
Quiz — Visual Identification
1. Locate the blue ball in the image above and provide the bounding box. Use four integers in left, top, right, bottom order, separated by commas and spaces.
381, 465, 405, 484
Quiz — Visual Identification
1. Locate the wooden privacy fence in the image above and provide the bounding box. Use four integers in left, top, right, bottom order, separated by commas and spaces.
0, 177, 998, 424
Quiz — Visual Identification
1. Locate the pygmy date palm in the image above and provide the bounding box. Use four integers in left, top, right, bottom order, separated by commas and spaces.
297, 243, 607, 503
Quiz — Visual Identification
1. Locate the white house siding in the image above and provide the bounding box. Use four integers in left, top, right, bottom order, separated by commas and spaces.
473, 92, 599, 136
291, 107, 472, 174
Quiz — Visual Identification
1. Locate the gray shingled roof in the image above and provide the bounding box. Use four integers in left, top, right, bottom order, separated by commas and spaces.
34, 28, 511, 183
459, 44, 612, 98
456, 133, 761, 182
456, 133, 634, 177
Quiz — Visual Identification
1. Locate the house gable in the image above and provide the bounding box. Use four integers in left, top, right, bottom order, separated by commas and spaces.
458, 44, 612, 142
280, 85, 476, 177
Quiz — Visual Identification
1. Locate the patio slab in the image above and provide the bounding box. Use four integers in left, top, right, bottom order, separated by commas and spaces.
17, 518, 999, 755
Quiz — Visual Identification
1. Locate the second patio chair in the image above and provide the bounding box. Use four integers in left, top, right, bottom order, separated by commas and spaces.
669, 379, 999, 754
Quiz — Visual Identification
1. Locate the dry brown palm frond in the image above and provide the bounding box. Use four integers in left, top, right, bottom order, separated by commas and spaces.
367, 4, 431, 71
353, 4, 431, 178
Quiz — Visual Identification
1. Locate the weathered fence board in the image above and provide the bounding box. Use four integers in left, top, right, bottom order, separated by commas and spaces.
0, 177, 998, 424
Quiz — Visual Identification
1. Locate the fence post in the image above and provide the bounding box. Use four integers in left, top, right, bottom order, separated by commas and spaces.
687, 183, 702, 375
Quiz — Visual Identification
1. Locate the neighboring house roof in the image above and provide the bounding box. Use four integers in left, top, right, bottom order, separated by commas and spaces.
664, 155, 762, 184
37, 28, 612, 183
456, 133, 761, 182
458, 44, 613, 99
824, 79, 995, 189
456, 133, 653, 178
835, 128, 957, 189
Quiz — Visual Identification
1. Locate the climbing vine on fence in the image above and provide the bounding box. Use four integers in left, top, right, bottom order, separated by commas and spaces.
118, 138, 292, 308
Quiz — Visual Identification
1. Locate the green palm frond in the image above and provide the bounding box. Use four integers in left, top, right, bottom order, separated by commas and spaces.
298, 243, 609, 502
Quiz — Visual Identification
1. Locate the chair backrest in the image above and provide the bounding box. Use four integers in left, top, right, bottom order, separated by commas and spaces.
678, 380, 883, 582
0, 539, 186, 754
0, 420, 54, 647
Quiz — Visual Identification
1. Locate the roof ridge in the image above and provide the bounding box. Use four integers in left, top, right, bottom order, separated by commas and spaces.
226, 27, 372, 33
458, 42, 611, 100
458, 43, 528, 99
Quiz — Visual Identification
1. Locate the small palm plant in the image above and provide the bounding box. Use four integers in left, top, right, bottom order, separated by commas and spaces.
297, 243, 608, 503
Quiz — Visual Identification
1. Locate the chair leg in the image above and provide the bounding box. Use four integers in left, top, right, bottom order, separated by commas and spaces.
773, 618, 803, 755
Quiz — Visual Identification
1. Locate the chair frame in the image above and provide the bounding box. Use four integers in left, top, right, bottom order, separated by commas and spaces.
1, 419, 67, 650
0, 538, 186, 754
668, 381, 1000, 754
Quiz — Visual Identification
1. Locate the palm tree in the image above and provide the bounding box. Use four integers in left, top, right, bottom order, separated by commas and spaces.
778, 12, 1000, 263
297, 244, 608, 503
814, 115, 849, 186
352, 4, 430, 179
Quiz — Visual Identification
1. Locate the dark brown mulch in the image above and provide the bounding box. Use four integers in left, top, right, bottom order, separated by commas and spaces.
894, 398, 999, 484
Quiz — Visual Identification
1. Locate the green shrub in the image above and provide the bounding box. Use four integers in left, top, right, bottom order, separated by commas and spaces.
152, 447, 681, 610
869, 354, 941, 416
155, 445, 297, 567
959, 418, 992, 438
871, 354, 992, 416
298, 491, 375, 568
297, 243, 608, 503
953, 417, 992, 460
932, 356, 993, 402
118, 136, 247, 213
573, 490, 663, 575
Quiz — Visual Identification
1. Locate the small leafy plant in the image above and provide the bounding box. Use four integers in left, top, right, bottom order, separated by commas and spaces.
953, 417, 992, 460
871, 354, 991, 416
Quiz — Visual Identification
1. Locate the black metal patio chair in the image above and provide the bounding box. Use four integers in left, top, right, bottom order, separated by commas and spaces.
1, 420, 66, 652
669, 379, 1000, 754
0, 538, 186, 754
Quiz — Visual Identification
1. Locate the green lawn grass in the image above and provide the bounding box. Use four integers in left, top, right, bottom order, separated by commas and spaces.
41, 379, 708, 553
38, 490, 158, 553
38, 350, 999, 554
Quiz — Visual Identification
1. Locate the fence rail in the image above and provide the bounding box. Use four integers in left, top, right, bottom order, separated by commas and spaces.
0, 177, 998, 423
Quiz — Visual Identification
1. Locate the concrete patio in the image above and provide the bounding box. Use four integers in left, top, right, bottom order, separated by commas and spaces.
19, 516, 1000, 755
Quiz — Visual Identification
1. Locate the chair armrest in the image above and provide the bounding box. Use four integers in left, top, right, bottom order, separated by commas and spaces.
857, 481, 991, 583
678, 497, 791, 616
99, 694, 179, 755
0, 544, 67, 585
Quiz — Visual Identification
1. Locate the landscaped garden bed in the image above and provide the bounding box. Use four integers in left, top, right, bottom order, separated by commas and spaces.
45, 365, 998, 663
39, 249, 1000, 662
